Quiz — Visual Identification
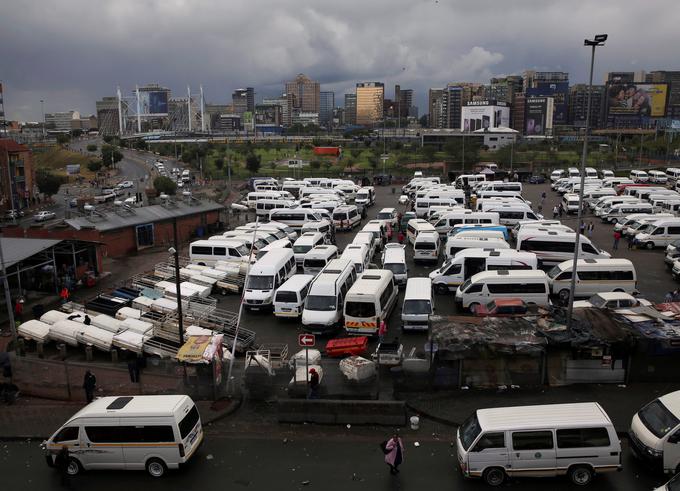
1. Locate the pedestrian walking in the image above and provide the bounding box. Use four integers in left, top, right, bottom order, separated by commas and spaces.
83, 370, 96, 403
541, 191, 547, 200
397, 231, 405, 244
558, 203, 564, 218
553, 206, 559, 219
307, 368, 320, 399
14, 298, 24, 323
627, 235, 634, 250
54, 445, 72, 487
665, 291, 674, 303
127, 354, 140, 383
378, 319, 387, 343
59, 286, 70, 305
580, 222, 586, 234
537, 203, 543, 214
587, 221, 594, 238
384, 432, 405, 475
613, 231, 621, 250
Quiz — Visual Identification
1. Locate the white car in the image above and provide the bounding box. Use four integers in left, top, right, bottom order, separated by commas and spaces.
117, 180, 134, 189
124, 196, 137, 205
34, 211, 56, 222
573, 292, 651, 310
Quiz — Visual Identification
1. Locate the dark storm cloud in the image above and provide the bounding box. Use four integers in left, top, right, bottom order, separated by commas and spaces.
1, 0, 678, 120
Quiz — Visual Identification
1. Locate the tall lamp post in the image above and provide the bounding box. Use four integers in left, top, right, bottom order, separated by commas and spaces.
565, 34, 608, 330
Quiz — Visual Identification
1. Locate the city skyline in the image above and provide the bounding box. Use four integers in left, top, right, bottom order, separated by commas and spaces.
1, 0, 679, 120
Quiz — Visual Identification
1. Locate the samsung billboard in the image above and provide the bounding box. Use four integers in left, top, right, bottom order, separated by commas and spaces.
526, 82, 569, 125
524, 97, 554, 136
461, 100, 510, 131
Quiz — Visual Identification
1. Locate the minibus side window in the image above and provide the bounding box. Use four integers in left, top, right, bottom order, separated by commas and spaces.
54, 426, 79, 443
512, 431, 554, 450
472, 432, 506, 452
556, 428, 610, 448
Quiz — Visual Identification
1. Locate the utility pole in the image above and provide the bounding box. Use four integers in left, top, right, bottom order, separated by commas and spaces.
40, 99, 45, 139
172, 218, 184, 346
565, 33, 607, 331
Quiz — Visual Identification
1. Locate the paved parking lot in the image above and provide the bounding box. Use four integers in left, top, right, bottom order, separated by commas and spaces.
213, 180, 676, 358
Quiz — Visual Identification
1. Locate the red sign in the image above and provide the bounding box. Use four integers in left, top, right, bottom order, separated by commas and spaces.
298, 333, 316, 347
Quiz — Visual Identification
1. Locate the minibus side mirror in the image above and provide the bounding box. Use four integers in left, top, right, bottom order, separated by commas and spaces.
668, 430, 680, 444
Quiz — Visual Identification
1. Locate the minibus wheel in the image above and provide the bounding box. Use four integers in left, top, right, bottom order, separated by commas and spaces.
646, 242, 655, 250
435, 283, 449, 295
66, 458, 82, 476
568, 465, 593, 485
468, 303, 480, 314
483, 467, 505, 486
146, 458, 167, 478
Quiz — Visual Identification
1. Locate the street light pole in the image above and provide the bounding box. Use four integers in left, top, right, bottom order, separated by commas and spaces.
566, 34, 607, 330
40, 99, 45, 140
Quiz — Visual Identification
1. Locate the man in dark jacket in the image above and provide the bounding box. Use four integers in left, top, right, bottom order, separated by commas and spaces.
54, 445, 71, 486
83, 370, 96, 403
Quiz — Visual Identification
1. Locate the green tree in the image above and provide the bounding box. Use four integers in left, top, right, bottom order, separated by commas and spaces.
103, 135, 114, 144
133, 139, 148, 151
245, 152, 261, 174
421, 145, 436, 162
56, 133, 70, 145
87, 160, 102, 172
310, 160, 321, 170
101, 145, 123, 167
153, 176, 177, 195
86, 144, 98, 152
36, 169, 65, 196
214, 157, 225, 171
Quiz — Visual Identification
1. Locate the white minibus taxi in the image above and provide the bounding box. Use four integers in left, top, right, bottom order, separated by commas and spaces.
376, 207, 399, 228
302, 245, 339, 275
300, 219, 333, 244
457, 402, 621, 486
401, 277, 434, 332
406, 219, 437, 245
568, 167, 580, 178
243, 248, 296, 310
548, 258, 637, 302
456, 270, 549, 310
434, 211, 499, 235
381, 243, 408, 286
42, 395, 202, 478
189, 239, 249, 266
255, 199, 295, 217
293, 232, 325, 266
666, 168, 680, 185
445, 236, 510, 259
602, 202, 654, 223
630, 390, 680, 475
269, 209, 323, 229
413, 231, 440, 263
273, 274, 314, 319
630, 169, 649, 182
344, 270, 398, 336
551, 169, 566, 182
332, 205, 361, 230
254, 238, 292, 261
351, 231, 378, 259
635, 218, 680, 248
302, 258, 357, 333
517, 230, 610, 266
235, 225, 288, 242
649, 170, 669, 184
585, 167, 599, 178
341, 243, 371, 274
480, 203, 541, 226
430, 249, 537, 293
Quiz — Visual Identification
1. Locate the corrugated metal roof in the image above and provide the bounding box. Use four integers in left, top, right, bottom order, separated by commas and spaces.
65, 200, 224, 232
0, 237, 62, 268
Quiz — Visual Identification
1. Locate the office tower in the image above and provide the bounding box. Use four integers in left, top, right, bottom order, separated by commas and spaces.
285, 74, 320, 114
568, 84, 605, 128
319, 91, 335, 128
523, 71, 569, 125
511, 94, 526, 133
96, 96, 128, 135
344, 93, 357, 125
232, 87, 255, 115
356, 82, 384, 126
647, 71, 680, 119
428, 88, 445, 128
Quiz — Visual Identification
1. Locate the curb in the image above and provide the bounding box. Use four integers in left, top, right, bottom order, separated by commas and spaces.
203, 394, 243, 425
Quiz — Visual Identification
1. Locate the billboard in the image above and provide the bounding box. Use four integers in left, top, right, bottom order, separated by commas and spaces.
606, 83, 667, 118
526, 82, 569, 125
462, 101, 510, 131
138, 90, 168, 116
525, 97, 554, 136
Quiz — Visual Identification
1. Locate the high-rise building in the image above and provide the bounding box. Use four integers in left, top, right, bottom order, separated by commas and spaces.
356, 82, 384, 126
568, 84, 606, 128
647, 71, 680, 119
394, 85, 414, 119
523, 71, 569, 126
444, 85, 463, 129
489, 75, 523, 104
319, 91, 335, 128
262, 96, 289, 126
511, 94, 526, 133
232, 88, 255, 115
96, 96, 128, 136
44, 111, 81, 133
344, 93, 357, 125
0, 83, 5, 135
285, 74, 320, 115
523, 71, 569, 91
428, 89, 445, 128
606, 71, 646, 84
0, 139, 35, 211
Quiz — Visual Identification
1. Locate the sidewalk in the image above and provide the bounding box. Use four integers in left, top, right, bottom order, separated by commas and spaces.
0, 396, 241, 440
405, 382, 680, 434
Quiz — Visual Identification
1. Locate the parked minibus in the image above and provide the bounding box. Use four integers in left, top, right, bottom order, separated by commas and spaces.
381, 243, 408, 286
516, 230, 610, 266
293, 232, 325, 265
341, 243, 371, 274
401, 278, 434, 332
243, 248, 296, 310
302, 245, 339, 275
457, 402, 621, 486
445, 236, 510, 259
189, 239, 249, 266
455, 270, 550, 310
269, 209, 323, 229
429, 249, 537, 293
344, 270, 398, 335
273, 274, 314, 318
548, 258, 637, 302
302, 258, 357, 333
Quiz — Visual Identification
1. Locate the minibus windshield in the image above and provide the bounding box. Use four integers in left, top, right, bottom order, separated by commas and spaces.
305, 295, 336, 311
247, 275, 274, 290
638, 400, 680, 438
459, 413, 482, 451
403, 300, 431, 315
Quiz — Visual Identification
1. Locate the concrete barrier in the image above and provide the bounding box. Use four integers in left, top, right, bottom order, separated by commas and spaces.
277, 399, 407, 426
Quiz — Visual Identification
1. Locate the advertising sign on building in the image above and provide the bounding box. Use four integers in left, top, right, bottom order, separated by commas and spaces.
524, 97, 554, 136
461, 101, 510, 131
139, 91, 169, 116
526, 82, 569, 125
606, 83, 668, 127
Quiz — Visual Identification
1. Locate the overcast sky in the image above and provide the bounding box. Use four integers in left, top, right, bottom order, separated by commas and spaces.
1, 0, 679, 121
